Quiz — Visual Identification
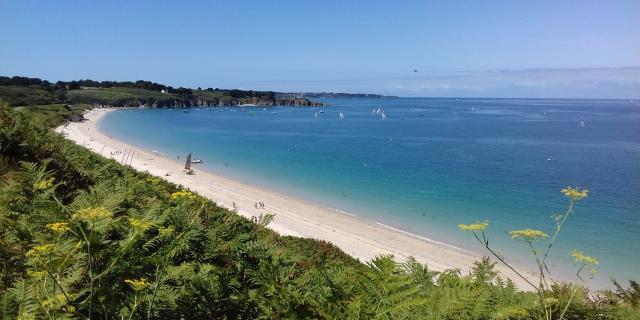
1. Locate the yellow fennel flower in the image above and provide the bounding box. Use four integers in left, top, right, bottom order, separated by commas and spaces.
458, 221, 489, 232
510, 229, 548, 242
170, 190, 197, 200
46, 222, 70, 233
158, 226, 174, 237
125, 278, 150, 291
26, 244, 56, 257
561, 187, 589, 200
36, 177, 55, 190
145, 177, 162, 184
40, 293, 66, 310
128, 217, 153, 232
72, 207, 113, 222
26, 270, 47, 280
571, 250, 599, 265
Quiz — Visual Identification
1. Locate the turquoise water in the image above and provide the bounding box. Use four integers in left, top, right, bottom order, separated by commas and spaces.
100, 98, 639, 287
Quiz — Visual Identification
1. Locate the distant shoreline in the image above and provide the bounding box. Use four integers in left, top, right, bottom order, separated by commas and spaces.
56, 107, 542, 290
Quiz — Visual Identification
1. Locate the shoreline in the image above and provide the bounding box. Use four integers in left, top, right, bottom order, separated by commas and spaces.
56, 107, 539, 289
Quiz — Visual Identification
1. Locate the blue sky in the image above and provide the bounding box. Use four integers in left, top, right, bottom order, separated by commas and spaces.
1, 0, 638, 98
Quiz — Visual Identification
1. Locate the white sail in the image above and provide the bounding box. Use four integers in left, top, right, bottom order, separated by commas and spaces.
185, 153, 192, 171
339, 112, 344, 119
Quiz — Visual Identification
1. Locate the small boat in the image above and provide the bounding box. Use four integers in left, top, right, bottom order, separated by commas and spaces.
183, 110, 190, 113
579, 120, 585, 127
191, 159, 203, 163
271, 112, 279, 115
319, 110, 324, 113
381, 112, 387, 119
339, 112, 344, 119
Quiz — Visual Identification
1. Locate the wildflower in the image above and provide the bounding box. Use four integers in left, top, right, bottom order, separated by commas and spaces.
46, 222, 70, 233
64, 305, 76, 314
571, 250, 599, 265
72, 207, 113, 222
125, 278, 150, 291
158, 226, 174, 237
36, 177, 55, 190
128, 217, 153, 232
145, 177, 161, 184
170, 190, 197, 201
26, 269, 47, 279
510, 229, 548, 242
458, 221, 489, 232
26, 244, 56, 257
543, 297, 559, 306
561, 187, 588, 200
40, 294, 66, 309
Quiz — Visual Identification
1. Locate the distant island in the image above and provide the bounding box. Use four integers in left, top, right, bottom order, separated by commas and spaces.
0, 76, 324, 109
277, 92, 398, 99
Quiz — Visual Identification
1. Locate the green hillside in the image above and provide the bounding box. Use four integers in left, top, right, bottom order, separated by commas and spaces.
13, 104, 92, 128
0, 76, 322, 109
65, 87, 183, 105
0, 85, 59, 106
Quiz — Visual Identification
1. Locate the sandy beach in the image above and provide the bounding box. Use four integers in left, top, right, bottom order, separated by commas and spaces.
56, 108, 538, 289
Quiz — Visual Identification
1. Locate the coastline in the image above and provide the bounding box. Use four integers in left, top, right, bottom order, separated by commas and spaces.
56, 107, 539, 289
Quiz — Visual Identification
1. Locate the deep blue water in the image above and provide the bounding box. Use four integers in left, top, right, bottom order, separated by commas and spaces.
100, 98, 640, 286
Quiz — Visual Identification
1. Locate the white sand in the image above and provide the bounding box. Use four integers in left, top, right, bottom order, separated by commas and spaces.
56, 108, 538, 289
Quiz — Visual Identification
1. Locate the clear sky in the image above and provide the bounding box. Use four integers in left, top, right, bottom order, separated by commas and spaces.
1, 0, 638, 98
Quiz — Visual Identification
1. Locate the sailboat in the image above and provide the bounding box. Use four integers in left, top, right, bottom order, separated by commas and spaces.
339, 112, 344, 119
381, 112, 387, 119
314, 112, 318, 118
184, 153, 194, 174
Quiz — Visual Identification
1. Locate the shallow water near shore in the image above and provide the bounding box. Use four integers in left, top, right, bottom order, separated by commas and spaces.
99, 97, 640, 287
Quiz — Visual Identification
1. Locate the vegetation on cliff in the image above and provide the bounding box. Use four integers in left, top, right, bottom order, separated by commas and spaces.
0, 76, 322, 109
1, 104, 639, 319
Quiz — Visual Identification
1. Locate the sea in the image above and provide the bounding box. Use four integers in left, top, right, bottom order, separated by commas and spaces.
99, 98, 640, 288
